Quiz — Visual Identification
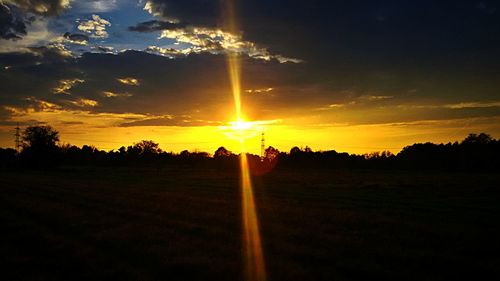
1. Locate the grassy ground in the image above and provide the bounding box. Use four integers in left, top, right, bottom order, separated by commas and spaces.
1, 167, 499, 280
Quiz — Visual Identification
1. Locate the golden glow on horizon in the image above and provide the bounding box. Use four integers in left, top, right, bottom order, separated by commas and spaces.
4, 106, 500, 155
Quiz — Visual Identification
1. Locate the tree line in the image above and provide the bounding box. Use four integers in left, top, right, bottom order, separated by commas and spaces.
0, 125, 499, 172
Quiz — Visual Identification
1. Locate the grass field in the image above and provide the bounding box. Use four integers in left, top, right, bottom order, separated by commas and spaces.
1, 167, 499, 280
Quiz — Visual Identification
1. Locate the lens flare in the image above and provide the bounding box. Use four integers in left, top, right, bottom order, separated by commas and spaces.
222, 1, 267, 280
240, 150, 266, 281
228, 53, 242, 119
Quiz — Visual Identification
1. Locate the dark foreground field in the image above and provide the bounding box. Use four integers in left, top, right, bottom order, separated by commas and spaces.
1, 167, 499, 281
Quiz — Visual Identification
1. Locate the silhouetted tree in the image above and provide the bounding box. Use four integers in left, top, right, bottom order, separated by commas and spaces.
462, 133, 493, 145
214, 146, 232, 158
290, 146, 301, 155
0, 148, 17, 169
180, 150, 190, 158
20, 125, 60, 167
118, 146, 126, 154
22, 125, 59, 150
2, 125, 498, 172
132, 140, 162, 155
264, 146, 279, 162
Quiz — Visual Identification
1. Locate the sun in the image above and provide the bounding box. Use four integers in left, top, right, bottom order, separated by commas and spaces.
220, 118, 260, 142
231, 119, 253, 131
220, 118, 280, 142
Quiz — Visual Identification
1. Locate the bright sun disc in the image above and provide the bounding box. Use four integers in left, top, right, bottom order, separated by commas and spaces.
231, 119, 253, 131
220, 119, 260, 142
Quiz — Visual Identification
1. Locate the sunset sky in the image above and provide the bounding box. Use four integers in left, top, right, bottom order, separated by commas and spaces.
1, 0, 500, 154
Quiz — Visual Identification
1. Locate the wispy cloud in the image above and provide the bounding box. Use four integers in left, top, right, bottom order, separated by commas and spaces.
443, 101, 500, 109
70, 98, 99, 107
101, 91, 132, 98
53, 78, 85, 95
117, 77, 140, 86
399, 101, 500, 110
62, 32, 89, 45
245, 87, 274, 94
358, 95, 394, 101
24, 97, 62, 112
71, 0, 120, 13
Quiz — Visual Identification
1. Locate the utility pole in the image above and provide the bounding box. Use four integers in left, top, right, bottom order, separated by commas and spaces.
260, 132, 265, 161
14, 122, 21, 153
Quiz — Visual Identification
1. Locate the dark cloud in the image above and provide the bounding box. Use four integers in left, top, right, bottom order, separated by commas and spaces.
6, 0, 70, 16
63, 32, 89, 44
2, 47, 499, 127
128, 20, 186, 32
141, 1, 500, 72
0, 45, 72, 66
3, 1, 500, 128
92, 45, 114, 53
144, 0, 219, 27
0, 3, 28, 40
0, 0, 70, 40
0, 49, 311, 122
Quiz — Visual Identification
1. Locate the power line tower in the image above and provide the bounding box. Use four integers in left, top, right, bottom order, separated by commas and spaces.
14, 122, 21, 153
260, 132, 265, 161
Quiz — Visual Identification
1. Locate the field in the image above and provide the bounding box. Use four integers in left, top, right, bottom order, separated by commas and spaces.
1, 167, 500, 280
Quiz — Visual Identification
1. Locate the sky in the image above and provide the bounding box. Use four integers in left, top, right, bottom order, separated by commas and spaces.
1, 0, 500, 155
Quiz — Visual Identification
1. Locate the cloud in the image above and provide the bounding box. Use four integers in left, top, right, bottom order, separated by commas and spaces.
144, 45, 186, 57
0, 17, 63, 53
101, 91, 132, 98
142, 0, 218, 27
63, 32, 89, 45
131, 2, 303, 63
1, 46, 499, 130
116, 77, 139, 86
119, 115, 223, 127
53, 78, 84, 94
245, 87, 274, 94
152, 26, 301, 63
0, 0, 70, 41
77, 14, 111, 38
0, 0, 498, 135
138, 0, 309, 62
70, 98, 99, 107
3, 0, 70, 16
24, 96, 62, 112
444, 101, 500, 109
315, 94, 394, 111
71, 0, 119, 13
0, 3, 28, 40
399, 101, 500, 110
358, 95, 394, 101
128, 20, 185, 32
92, 45, 114, 53
1, 49, 303, 123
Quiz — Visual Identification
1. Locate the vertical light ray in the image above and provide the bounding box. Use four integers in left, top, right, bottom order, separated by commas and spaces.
224, 0, 242, 121
222, 1, 267, 280
240, 148, 266, 281
228, 53, 242, 119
